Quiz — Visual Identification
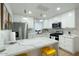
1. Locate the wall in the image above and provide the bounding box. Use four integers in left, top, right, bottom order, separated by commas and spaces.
13, 15, 34, 29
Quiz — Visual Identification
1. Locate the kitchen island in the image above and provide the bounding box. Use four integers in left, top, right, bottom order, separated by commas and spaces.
0, 37, 58, 56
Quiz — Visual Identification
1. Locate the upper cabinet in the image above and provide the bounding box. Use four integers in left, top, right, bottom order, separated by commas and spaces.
43, 10, 75, 29
43, 15, 62, 29
49, 16, 62, 29
61, 10, 75, 28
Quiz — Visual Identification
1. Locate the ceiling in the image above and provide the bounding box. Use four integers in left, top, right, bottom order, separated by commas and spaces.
9, 3, 79, 19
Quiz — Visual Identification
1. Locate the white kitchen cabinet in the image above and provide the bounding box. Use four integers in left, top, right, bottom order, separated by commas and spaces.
59, 35, 75, 54
59, 35, 64, 48
59, 34, 79, 54
49, 16, 62, 29
43, 16, 61, 29
61, 10, 75, 28
43, 10, 75, 29
64, 37, 73, 53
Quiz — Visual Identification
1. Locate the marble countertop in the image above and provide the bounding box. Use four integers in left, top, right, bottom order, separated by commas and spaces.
60, 34, 78, 38
0, 37, 58, 56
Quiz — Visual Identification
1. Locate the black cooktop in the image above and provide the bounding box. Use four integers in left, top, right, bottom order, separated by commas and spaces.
49, 31, 63, 41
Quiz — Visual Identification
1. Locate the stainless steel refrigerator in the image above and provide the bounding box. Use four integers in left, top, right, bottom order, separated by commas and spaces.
12, 22, 28, 40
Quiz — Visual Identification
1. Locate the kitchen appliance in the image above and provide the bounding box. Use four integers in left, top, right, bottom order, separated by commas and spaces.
52, 22, 61, 29
50, 31, 63, 41
12, 22, 28, 40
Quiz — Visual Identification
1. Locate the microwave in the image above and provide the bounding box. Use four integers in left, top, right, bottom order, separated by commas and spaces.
52, 22, 61, 29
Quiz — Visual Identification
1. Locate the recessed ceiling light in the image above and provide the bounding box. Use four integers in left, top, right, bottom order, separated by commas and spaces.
57, 7, 61, 11
23, 17, 28, 20
42, 14, 46, 17
28, 11, 32, 14
68, 13, 72, 16
40, 20, 43, 22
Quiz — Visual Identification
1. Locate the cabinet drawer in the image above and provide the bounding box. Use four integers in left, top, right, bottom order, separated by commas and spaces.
64, 38, 74, 53
59, 36, 65, 48
59, 36, 74, 53
64, 45, 74, 53
59, 41, 63, 48
64, 38, 73, 47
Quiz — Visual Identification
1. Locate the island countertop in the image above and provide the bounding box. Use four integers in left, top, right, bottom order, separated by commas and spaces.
0, 37, 58, 56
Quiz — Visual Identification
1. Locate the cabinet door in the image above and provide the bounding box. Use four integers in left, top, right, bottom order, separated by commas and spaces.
59, 36, 65, 48
64, 38, 74, 53
61, 11, 75, 28
48, 16, 62, 29
59, 36, 74, 53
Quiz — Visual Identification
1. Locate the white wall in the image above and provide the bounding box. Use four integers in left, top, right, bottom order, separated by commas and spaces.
13, 15, 34, 29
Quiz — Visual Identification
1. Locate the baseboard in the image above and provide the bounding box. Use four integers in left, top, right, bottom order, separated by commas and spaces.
59, 47, 74, 56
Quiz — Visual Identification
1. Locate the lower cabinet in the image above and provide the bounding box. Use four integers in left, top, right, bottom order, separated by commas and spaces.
59, 35, 74, 54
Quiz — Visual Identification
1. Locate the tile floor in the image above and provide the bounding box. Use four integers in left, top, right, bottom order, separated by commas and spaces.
58, 48, 72, 56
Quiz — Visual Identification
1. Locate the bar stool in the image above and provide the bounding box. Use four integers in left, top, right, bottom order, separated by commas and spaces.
41, 47, 57, 56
